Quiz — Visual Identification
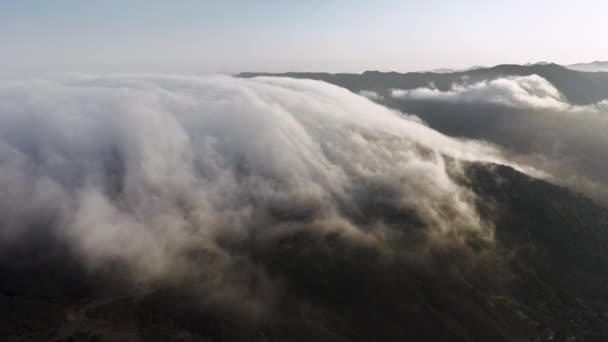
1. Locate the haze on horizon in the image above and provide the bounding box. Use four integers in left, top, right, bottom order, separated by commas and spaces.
2, 0, 607, 74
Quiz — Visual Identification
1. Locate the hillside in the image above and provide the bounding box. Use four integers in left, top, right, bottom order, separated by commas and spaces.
3, 162, 608, 341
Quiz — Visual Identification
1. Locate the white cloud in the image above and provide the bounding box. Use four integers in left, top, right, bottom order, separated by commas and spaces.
0, 74, 535, 311
387, 74, 608, 203
392, 75, 579, 111
359, 90, 382, 100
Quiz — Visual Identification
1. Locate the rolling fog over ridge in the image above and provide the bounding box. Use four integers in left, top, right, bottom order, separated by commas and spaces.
2, 63, 608, 341
241, 63, 608, 205
240, 63, 608, 105
4, 1, 608, 341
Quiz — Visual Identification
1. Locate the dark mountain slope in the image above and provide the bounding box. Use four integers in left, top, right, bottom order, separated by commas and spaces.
240, 63, 608, 105
2, 162, 608, 341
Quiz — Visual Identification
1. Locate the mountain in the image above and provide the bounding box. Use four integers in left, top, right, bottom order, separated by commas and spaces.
428, 68, 457, 73
429, 65, 486, 73
240, 63, 608, 105
240, 64, 608, 207
3, 70, 608, 341
567, 61, 608, 73
2, 162, 608, 341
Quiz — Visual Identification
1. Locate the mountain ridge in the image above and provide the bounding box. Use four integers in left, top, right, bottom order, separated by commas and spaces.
239, 63, 608, 105
3, 161, 608, 341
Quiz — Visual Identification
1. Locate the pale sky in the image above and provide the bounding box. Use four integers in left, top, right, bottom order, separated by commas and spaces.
1, 0, 607, 73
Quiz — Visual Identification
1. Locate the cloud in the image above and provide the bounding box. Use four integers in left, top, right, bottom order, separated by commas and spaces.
359, 90, 383, 100
391, 74, 608, 112
0, 74, 529, 314
386, 74, 608, 203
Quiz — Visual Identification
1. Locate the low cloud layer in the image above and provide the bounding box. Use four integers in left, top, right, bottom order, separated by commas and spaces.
0, 74, 524, 313
387, 74, 608, 203
392, 74, 608, 112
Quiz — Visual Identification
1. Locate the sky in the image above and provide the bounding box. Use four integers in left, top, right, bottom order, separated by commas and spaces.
1, 0, 607, 73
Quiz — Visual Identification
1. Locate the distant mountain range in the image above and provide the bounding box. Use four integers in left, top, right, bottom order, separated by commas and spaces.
427, 65, 486, 73
240, 63, 608, 105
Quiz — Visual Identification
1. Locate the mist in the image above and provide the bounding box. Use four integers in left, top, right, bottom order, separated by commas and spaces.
0, 74, 534, 317
387, 74, 608, 203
